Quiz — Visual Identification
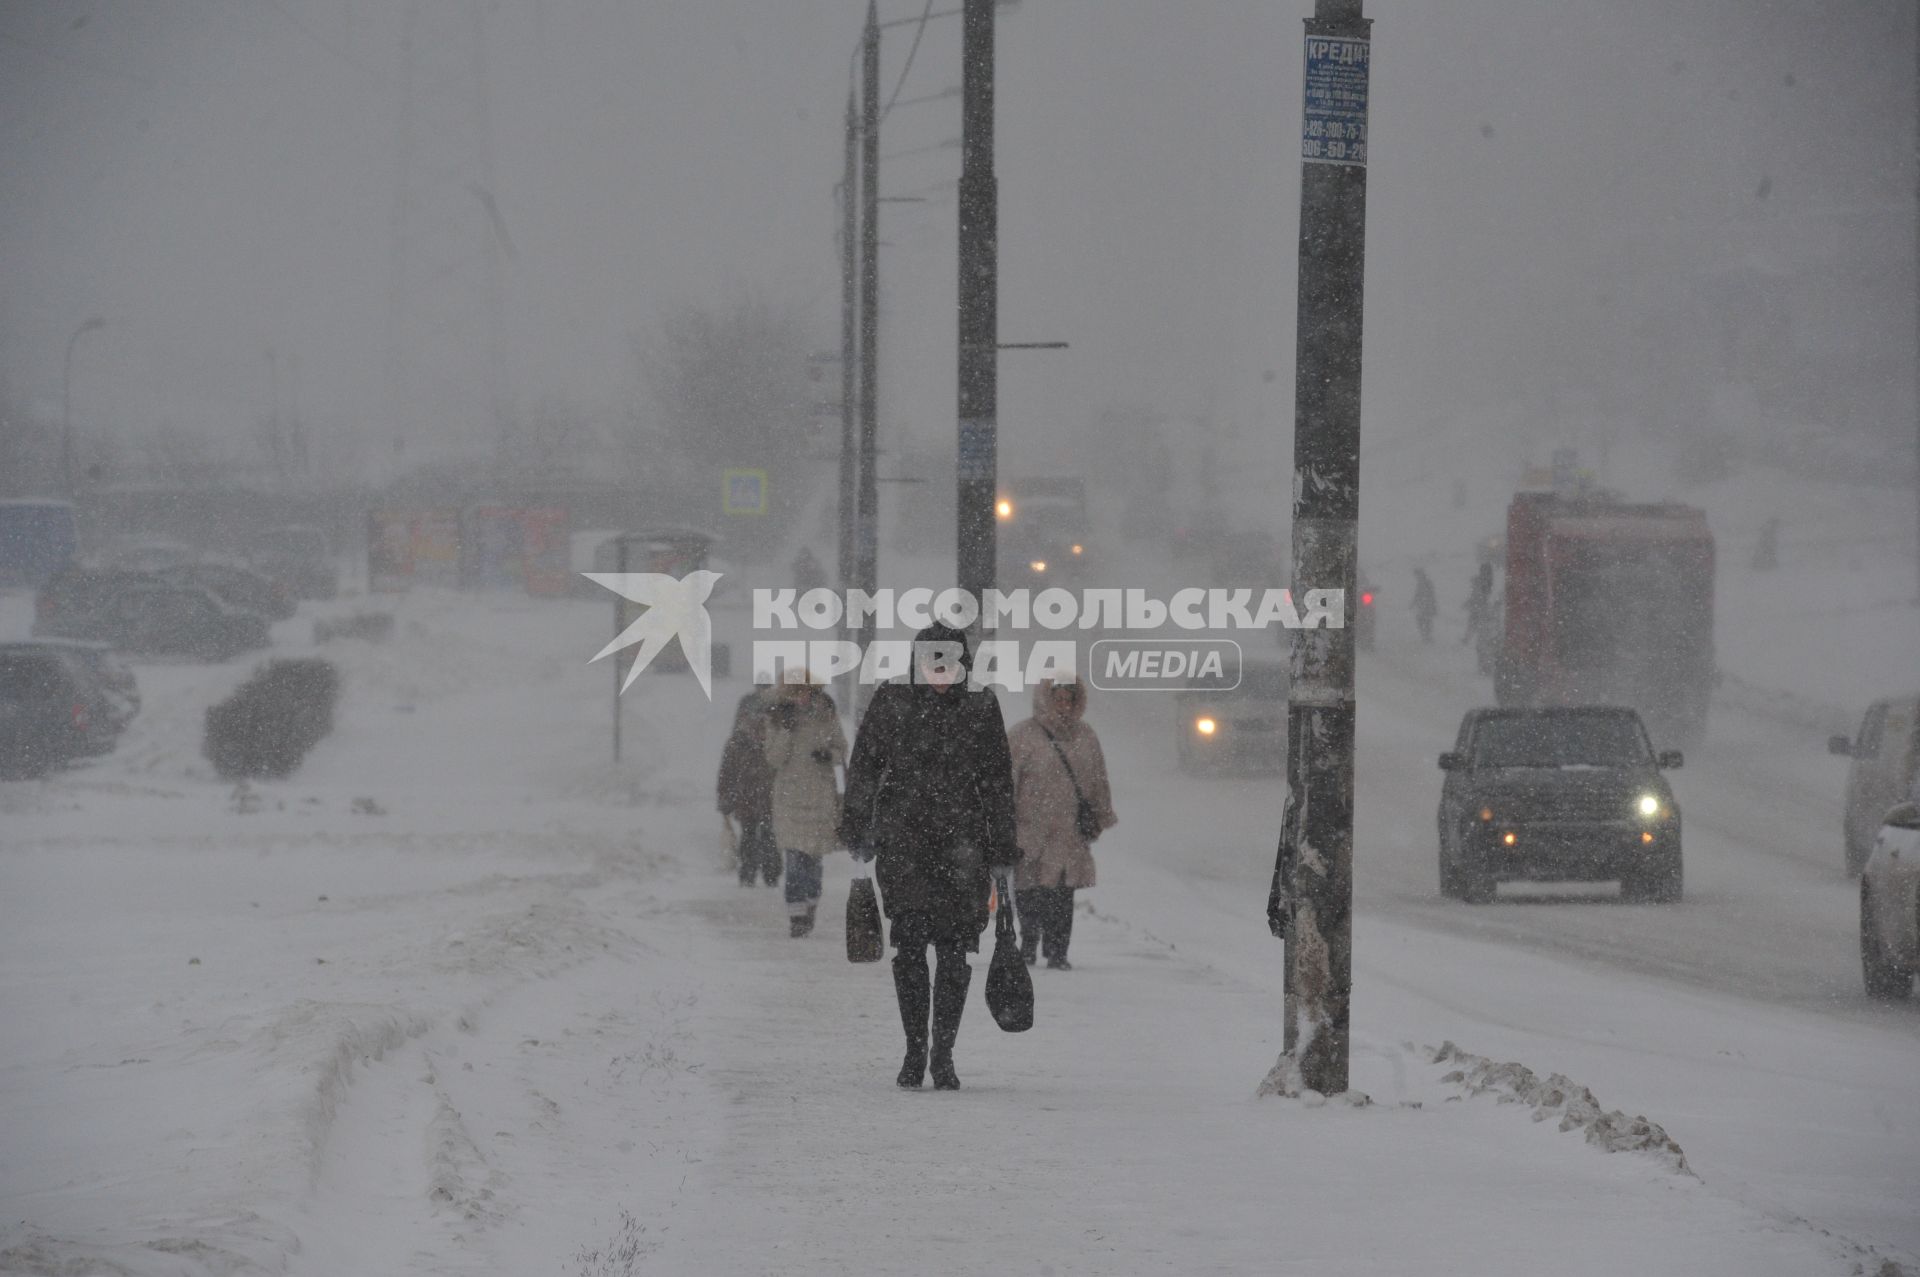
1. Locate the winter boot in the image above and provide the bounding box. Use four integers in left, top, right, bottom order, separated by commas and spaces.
929, 949, 970, 1091
893, 949, 930, 1088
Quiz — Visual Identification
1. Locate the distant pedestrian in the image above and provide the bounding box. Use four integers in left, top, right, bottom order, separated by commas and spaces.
1463, 561, 1494, 647
1008, 678, 1116, 970
764, 676, 847, 937
716, 690, 779, 887
840, 623, 1020, 1090
792, 546, 828, 594
1752, 516, 1781, 571
1412, 568, 1438, 645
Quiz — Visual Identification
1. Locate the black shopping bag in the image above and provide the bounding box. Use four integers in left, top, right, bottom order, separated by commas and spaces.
984, 877, 1034, 1032
846, 871, 884, 963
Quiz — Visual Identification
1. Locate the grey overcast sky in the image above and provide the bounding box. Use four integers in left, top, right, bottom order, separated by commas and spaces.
1, 0, 1911, 479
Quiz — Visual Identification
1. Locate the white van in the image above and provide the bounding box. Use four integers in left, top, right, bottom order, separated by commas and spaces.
1830, 695, 1920, 876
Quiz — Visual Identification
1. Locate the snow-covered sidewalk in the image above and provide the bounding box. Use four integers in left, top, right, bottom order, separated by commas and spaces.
572, 861, 1875, 1277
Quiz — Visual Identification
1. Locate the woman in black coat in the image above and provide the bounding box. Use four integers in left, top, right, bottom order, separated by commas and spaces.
840, 622, 1020, 1090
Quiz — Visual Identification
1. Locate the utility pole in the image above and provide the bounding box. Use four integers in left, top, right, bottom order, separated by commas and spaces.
383, 0, 510, 471
856, 2, 882, 715
839, 90, 860, 598
266, 345, 290, 487
1267, 0, 1371, 1099
955, 0, 999, 620
838, 90, 862, 715
1913, 10, 1919, 605
61, 316, 105, 497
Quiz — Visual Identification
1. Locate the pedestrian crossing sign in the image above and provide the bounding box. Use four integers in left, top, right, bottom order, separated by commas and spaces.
724, 468, 768, 516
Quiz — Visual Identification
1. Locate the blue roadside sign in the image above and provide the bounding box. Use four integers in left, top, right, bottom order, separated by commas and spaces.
1302, 35, 1370, 168
723, 468, 768, 516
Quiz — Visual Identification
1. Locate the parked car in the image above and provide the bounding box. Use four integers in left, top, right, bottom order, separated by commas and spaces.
1437, 705, 1684, 903
101, 536, 199, 572
0, 498, 79, 589
36, 569, 270, 661
1830, 695, 1920, 877
154, 560, 296, 621
0, 648, 94, 777
250, 525, 337, 600
1176, 661, 1288, 774
0, 639, 138, 754
1860, 797, 1920, 1000
35, 567, 150, 637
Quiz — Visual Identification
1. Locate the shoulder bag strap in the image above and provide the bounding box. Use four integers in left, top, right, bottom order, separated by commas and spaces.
1036, 723, 1089, 807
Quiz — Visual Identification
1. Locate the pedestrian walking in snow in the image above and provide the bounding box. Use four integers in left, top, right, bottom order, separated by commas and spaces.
1008, 678, 1116, 971
1463, 561, 1494, 647
717, 690, 780, 887
764, 676, 848, 937
1412, 568, 1438, 645
791, 546, 828, 595
1752, 516, 1781, 571
840, 622, 1020, 1090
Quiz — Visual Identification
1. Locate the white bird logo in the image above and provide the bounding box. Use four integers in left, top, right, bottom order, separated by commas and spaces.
585, 570, 723, 699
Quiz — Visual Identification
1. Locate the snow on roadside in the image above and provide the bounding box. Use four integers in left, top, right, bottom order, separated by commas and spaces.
1428, 1040, 1690, 1173
0, 586, 710, 1274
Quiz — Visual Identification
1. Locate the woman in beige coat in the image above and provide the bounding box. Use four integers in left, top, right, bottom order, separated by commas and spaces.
1008, 678, 1116, 969
764, 678, 848, 937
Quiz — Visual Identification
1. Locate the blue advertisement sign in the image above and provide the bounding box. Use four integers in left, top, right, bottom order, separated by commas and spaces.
1302, 36, 1370, 168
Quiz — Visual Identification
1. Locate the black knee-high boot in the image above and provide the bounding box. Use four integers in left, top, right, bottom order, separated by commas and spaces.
892, 947, 930, 1088
930, 945, 970, 1091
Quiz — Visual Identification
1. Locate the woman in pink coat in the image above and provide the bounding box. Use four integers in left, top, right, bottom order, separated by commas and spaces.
1008, 678, 1117, 969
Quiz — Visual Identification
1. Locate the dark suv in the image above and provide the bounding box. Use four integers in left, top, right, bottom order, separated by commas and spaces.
1437, 705, 1683, 903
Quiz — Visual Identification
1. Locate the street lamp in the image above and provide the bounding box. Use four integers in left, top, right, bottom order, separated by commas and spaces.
62, 316, 106, 496
838, 0, 1025, 722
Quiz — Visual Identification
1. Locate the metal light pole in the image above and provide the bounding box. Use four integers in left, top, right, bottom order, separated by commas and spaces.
855, 1, 882, 716
955, 0, 998, 619
61, 316, 106, 496
837, 91, 864, 720
265, 345, 287, 486
1268, 0, 1371, 1099
839, 90, 860, 601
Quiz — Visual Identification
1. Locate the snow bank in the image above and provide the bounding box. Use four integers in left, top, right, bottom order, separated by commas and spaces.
1429, 1039, 1691, 1174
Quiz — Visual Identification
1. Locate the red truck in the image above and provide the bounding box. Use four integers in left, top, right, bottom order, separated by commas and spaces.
1494, 490, 1715, 744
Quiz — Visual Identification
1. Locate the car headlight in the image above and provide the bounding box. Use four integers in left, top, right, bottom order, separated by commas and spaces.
1071, 544, 1084, 555
1195, 716, 1217, 736
1030, 560, 1047, 573
1636, 793, 1661, 818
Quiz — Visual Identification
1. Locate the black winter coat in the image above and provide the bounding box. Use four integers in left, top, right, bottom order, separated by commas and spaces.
715, 728, 773, 827
840, 680, 1019, 941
